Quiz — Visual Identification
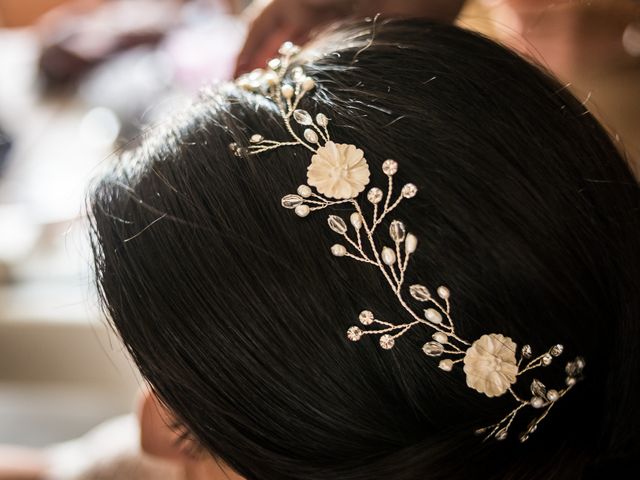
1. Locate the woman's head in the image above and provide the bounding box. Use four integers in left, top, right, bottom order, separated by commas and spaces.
90, 19, 640, 480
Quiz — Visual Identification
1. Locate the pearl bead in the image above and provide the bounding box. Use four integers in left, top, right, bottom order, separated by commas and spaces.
297, 185, 312, 198
294, 204, 309, 217
432, 332, 448, 344
281, 84, 294, 99
424, 308, 443, 324
546, 389, 560, 402
350, 212, 363, 229
331, 244, 346, 257
542, 354, 553, 366
530, 397, 545, 409
437, 286, 450, 299
302, 77, 315, 91
381, 247, 396, 265
438, 359, 453, 371
405, 233, 418, 254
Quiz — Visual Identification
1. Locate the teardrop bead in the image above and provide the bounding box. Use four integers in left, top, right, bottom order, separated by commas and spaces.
293, 109, 313, 125
281, 194, 303, 209
327, 215, 347, 234
389, 220, 406, 243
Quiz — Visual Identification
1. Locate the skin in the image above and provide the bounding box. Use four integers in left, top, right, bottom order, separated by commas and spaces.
234, 0, 465, 76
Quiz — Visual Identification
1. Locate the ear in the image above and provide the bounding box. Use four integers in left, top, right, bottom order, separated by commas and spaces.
137, 389, 184, 461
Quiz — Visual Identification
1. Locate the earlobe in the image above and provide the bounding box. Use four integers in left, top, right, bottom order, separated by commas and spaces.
137, 389, 184, 461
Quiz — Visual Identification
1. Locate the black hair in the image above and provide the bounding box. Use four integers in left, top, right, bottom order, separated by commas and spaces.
90, 19, 640, 480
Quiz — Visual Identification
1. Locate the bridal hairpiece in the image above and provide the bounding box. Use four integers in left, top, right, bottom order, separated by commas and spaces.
231, 42, 585, 442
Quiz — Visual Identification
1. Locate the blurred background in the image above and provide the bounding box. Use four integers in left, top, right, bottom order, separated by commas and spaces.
0, 0, 638, 473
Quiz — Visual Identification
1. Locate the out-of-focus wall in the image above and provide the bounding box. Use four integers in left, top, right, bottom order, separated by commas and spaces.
0, 0, 75, 27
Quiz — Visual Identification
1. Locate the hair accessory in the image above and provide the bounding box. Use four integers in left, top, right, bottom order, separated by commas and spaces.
232, 42, 585, 442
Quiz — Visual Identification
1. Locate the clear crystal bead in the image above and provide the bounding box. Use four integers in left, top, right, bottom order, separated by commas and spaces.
327, 215, 347, 234
521, 344, 533, 359
367, 187, 383, 204
347, 326, 362, 341
401, 183, 418, 198
422, 341, 444, 357
379, 335, 395, 349
359, 310, 374, 325
281, 194, 303, 209
530, 379, 547, 398
389, 220, 406, 243
293, 109, 313, 125
409, 284, 430, 301
316, 113, 328, 127
382, 159, 398, 175
550, 344, 564, 357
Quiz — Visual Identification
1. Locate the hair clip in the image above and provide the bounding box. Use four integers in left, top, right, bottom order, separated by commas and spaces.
232, 43, 585, 442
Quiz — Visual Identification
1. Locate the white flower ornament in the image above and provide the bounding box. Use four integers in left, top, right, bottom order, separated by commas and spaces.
232, 42, 585, 443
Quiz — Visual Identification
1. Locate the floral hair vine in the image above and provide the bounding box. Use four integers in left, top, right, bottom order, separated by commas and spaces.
231, 42, 585, 442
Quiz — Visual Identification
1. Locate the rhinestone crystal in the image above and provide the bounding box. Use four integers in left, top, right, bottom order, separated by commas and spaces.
367, 187, 383, 204
409, 284, 431, 301
347, 326, 362, 341
382, 159, 398, 175
389, 220, 406, 242
422, 341, 444, 357
359, 310, 374, 325
401, 183, 418, 198
379, 335, 395, 349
